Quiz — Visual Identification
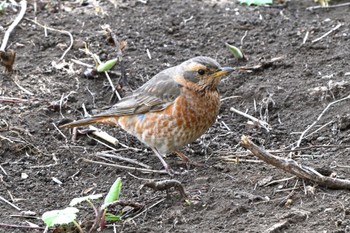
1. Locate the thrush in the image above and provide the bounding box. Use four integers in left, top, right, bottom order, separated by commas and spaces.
60, 56, 234, 175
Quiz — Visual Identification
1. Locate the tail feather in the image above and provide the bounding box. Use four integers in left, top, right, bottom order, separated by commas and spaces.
60, 116, 118, 128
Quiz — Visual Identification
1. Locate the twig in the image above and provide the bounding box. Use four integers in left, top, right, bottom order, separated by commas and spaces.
81, 158, 168, 174
240, 135, 350, 190
220, 95, 241, 102
263, 176, 296, 187
230, 107, 271, 132
96, 152, 151, 169
70, 59, 93, 68
105, 71, 121, 101
0, 0, 27, 51
0, 223, 46, 230
236, 56, 285, 72
88, 126, 120, 145
0, 165, 8, 176
127, 172, 154, 181
87, 126, 141, 152
0, 96, 32, 103
0, 135, 14, 143
25, 18, 73, 60
263, 220, 289, 233
52, 122, 67, 140
295, 95, 350, 148
222, 158, 263, 163
240, 30, 248, 47
306, 2, 350, 11
302, 31, 309, 44
312, 22, 342, 43
12, 78, 34, 95
0, 195, 21, 211
124, 198, 165, 222
105, 28, 127, 101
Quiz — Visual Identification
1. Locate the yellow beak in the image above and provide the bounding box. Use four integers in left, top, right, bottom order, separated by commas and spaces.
211, 67, 235, 78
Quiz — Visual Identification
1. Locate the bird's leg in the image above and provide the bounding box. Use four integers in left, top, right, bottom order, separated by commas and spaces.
151, 147, 175, 176
175, 150, 204, 169
174, 151, 190, 163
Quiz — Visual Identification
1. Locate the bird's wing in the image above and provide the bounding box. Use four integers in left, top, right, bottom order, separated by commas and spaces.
96, 70, 181, 117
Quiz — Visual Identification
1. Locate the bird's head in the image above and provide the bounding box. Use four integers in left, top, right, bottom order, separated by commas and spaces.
175, 56, 235, 92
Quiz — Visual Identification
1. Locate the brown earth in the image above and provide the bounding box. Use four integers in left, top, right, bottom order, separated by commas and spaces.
1, 0, 350, 232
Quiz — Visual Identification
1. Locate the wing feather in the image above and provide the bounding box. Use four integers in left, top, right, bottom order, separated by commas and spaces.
96, 67, 181, 117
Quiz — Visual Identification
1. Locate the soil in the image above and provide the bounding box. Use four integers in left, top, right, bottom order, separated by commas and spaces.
1, 0, 350, 232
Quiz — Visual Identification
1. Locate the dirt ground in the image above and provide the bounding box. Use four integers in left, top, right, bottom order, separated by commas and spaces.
1, 0, 350, 232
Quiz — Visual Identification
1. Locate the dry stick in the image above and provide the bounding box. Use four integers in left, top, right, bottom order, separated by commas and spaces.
52, 122, 67, 140
312, 22, 342, 43
96, 152, 151, 169
0, 0, 27, 51
264, 176, 296, 187
25, 18, 73, 61
306, 2, 350, 11
223, 158, 263, 163
0, 195, 21, 211
240, 135, 350, 190
87, 134, 140, 153
302, 31, 309, 44
88, 126, 141, 152
237, 56, 285, 72
295, 95, 350, 148
0, 135, 14, 143
230, 107, 271, 132
0, 96, 32, 103
0, 2, 24, 72
0, 223, 47, 231
0, 165, 8, 176
12, 78, 34, 95
108, 30, 126, 101
82, 158, 168, 175
124, 198, 165, 223
89, 125, 119, 145
263, 220, 289, 233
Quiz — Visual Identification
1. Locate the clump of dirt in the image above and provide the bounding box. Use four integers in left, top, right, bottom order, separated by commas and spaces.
1, 0, 350, 232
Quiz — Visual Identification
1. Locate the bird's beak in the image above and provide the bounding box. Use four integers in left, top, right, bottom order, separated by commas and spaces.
212, 67, 235, 78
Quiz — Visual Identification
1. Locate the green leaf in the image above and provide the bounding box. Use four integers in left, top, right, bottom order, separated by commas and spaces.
42, 207, 79, 227
104, 178, 122, 205
225, 43, 244, 60
69, 193, 104, 206
96, 58, 118, 72
239, 0, 272, 6
105, 213, 122, 221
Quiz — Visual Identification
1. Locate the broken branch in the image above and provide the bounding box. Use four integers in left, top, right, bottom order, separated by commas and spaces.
240, 135, 350, 190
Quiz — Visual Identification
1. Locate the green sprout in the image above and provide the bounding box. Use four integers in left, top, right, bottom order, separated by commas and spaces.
314, 0, 330, 6
42, 207, 82, 233
41, 178, 123, 232
96, 58, 118, 72
0, 1, 9, 13
225, 43, 245, 60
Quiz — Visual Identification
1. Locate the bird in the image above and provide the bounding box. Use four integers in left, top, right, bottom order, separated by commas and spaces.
60, 56, 234, 175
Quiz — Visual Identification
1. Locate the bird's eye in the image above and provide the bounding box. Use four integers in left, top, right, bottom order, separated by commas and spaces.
198, 69, 205, 75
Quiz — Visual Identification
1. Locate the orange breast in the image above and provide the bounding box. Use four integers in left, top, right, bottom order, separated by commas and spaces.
118, 89, 220, 154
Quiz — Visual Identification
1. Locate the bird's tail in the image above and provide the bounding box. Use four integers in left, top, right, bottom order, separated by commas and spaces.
60, 116, 118, 128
